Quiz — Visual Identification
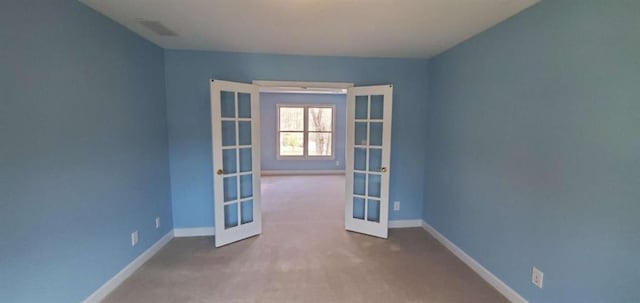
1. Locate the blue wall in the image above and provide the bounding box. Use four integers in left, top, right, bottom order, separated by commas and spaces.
424, 1, 640, 302
0, 1, 172, 302
260, 92, 346, 171
165, 50, 429, 228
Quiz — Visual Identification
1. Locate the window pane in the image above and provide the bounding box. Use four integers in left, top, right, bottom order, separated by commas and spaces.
355, 96, 368, 119
308, 132, 332, 156
220, 91, 235, 118
223, 176, 237, 202
279, 132, 304, 156
367, 199, 380, 222
238, 121, 251, 145
239, 147, 252, 173
224, 203, 238, 229
370, 95, 384, 119
279, 107, 304, 131
237, 93, 251, 118
222, 149, 237, 174
221, 121, 236, 147
353, 197, 365, 220
241, 200, 254, 224
308, 107, 332, 131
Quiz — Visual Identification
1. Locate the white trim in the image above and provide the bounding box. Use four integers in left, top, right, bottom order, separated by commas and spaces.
173, 227, 216, 237
82, 231, 173, 303
261, 170, 345, 176
253, 80, 354, 91
388, 219, 423, 228
421, 221, 528, 303
261, 88, 347, 94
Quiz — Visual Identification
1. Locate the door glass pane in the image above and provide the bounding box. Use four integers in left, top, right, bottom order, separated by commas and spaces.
367, 199, 380, 222
368, 148, 382, 172
354, 148, 366, 171
238, 121, 251, 146
221, 91, 235, 118
355, 96, 368, 119
224, 203, 238, 229
308, 133, 332, 156
368, 174, 381, 198
353, 197, 365, 220
223, 176, 237, 202
279, 107, 304, 131
279, 132, 304, 156
353, 172, 366, 196
369, 122, 383, 146
370, 95, 384, 119
240, 174, 253, 199
239, 148, 252, 173
222, 149, 237, 174
237, 93, 251, 118
221, 121, 236, 146
241, 200, 254, 224
355, 122, 367, 145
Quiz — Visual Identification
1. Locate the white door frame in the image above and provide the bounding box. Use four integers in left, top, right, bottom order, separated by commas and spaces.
212, 80, 394, 245
253, 80, 354, 93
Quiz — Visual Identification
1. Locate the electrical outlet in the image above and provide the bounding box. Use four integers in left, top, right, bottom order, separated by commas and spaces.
155, 217, 160, 229
335, 160, 340, 166
532, 267, 543, 288
393, 201, 400, 211
131, 231, 138, 247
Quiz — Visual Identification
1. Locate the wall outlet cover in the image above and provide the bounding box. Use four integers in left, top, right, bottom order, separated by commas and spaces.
131, 231, 139, 247
532, 267, 544, 288
155, 217, 160, 229
393, 201, 400, 211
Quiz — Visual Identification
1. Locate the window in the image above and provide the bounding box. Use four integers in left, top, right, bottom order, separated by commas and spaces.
278, 105, 334, 159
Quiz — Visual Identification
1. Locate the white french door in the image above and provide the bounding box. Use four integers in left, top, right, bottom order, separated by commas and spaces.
211, 80, 262, 247
345, 85, 393, 239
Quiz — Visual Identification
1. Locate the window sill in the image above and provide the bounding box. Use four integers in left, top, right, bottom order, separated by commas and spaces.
277, 156, 336, 161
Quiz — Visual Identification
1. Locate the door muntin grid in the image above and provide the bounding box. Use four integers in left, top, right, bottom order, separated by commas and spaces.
351, 94, 385, 223
221, 90, 255, 229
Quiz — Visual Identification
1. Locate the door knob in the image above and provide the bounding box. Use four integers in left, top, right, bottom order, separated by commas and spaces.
216, 169, 225, 175
381, 167, 388, 173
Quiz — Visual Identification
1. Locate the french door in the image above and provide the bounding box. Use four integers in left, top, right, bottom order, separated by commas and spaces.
345, 85, 393, 239
210, 80, 262, 247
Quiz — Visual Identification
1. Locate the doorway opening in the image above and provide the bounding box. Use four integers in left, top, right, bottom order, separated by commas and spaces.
257, 84, 348, 239
210, 80, 393, 247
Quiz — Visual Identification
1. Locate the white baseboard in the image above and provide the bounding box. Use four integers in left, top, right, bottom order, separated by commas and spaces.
83, 231, 173, 303
388, 219, 423, 228
173, 221, 420, 237
173, 227, 215, 237
261, 170, 345, 176
421, 221, 528, 303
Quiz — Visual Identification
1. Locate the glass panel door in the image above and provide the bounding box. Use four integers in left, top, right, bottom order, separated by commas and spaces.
345, 85, 393, 239
211, 80, 261, 247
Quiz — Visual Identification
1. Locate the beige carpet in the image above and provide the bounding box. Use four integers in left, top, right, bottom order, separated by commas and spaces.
103, 175, 507, 303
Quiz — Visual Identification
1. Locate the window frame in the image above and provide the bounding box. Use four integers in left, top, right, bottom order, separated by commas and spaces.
276, 104, 336, 160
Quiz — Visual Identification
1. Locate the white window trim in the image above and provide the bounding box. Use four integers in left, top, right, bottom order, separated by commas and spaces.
276, 104, 336, 161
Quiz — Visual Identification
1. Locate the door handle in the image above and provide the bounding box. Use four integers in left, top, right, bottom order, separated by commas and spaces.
216, 169, 225, 175
381, 166, 388, 173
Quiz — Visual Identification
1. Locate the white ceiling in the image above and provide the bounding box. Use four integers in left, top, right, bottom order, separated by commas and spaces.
80, 0, 538, 59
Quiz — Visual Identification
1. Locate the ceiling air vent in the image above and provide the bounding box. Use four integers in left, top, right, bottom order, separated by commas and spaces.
138, 20, 178, 36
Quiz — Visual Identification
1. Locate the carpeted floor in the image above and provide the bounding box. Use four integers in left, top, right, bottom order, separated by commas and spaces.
103, 175, 507, 303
